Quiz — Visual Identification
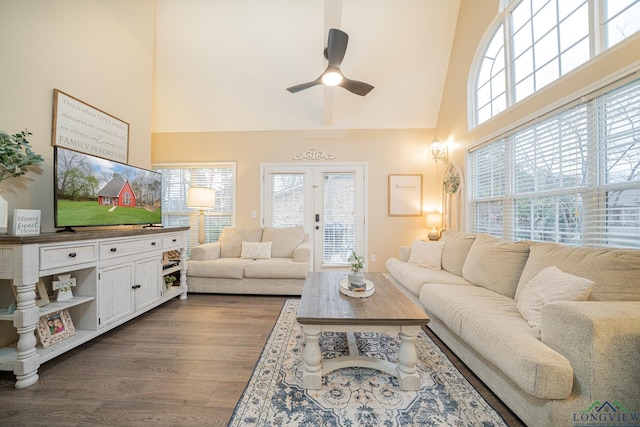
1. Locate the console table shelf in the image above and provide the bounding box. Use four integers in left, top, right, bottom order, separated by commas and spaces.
0, 227, 189, 389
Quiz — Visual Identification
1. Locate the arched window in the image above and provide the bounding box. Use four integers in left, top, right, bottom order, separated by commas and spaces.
470, 0, 640, 128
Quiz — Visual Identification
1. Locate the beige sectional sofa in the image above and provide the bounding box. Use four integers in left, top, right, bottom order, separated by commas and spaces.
187, 226, 311, 295
385, 231, 640, 427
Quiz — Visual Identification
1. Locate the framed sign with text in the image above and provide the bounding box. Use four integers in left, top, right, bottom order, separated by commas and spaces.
51, 89, 129, 163
388, 174, 423, 217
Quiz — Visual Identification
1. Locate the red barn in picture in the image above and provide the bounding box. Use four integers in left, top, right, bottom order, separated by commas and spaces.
97, 174, 136, 207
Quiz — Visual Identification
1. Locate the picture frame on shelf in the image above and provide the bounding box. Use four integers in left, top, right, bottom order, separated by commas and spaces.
35, 280, 50, 307
35, 309, 76, 348
10, 279, 50, 307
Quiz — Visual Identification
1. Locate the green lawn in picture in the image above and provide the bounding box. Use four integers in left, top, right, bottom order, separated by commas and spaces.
57, 200, 161, 227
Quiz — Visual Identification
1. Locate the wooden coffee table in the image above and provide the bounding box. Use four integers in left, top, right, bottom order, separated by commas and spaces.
296, 272, 429, 391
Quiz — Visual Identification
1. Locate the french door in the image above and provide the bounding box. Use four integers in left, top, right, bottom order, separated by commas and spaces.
262, 163, 367, 271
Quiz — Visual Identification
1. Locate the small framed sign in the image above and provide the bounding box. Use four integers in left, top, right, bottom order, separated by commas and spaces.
53, 274, 76, 301
11, 209, 41, 236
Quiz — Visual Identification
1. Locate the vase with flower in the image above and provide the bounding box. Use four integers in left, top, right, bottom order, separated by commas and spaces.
347, 251, 365, 290
0, 129, 44, 233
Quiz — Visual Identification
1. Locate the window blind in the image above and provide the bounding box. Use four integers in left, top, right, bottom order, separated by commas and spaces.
270, 173, 305, 227
154, 164, 236, 254
468, 77, 640, 249
322, 173, 356, 265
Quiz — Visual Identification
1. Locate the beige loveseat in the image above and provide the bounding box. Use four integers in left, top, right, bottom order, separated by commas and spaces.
385, 231, 640, 427
187, 226, 311, 295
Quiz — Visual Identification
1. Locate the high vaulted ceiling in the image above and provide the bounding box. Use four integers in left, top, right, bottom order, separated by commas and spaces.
152, 0, 461, 132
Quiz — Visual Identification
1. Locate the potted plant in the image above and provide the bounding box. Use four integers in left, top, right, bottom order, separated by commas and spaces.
0, 129, 44, 233
164, 275, 177, 289
348, 251, 365, 289
0, 130, 44, 185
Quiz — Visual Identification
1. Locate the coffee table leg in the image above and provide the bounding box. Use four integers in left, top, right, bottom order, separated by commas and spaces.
396, 325, 421, 391
301, 324, 323, 389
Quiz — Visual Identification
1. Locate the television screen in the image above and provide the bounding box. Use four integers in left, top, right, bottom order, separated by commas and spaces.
54, 147, 162, 229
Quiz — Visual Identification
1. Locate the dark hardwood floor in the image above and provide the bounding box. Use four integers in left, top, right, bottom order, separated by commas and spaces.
0, 294, 287, 427
1, 293, 523, 427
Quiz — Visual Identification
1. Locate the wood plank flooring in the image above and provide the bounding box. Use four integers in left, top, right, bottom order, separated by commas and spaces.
0, 294, 286, 427
0, 293, 523, 427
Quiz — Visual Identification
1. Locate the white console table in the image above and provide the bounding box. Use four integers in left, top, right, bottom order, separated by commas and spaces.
0, 227, 189, 389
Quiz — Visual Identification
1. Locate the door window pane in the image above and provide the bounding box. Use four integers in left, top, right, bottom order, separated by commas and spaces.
322, 173, 356, 265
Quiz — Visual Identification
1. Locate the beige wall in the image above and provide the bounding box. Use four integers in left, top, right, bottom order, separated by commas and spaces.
152, 129, 442, 272
436, 0, 640, 218
0, 0, 155, 232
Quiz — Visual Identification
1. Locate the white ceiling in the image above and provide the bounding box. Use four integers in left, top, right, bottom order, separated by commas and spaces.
152, 0, 461, 132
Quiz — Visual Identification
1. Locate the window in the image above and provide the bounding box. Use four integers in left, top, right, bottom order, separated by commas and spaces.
471, 0, 640, 127
468, 76, 640, 249
154, 163, 236, 254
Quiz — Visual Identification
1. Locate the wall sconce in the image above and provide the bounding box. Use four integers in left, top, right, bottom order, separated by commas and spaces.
187, 187, 216, 245
426, 211, 443, 241
430, 138, 448, 163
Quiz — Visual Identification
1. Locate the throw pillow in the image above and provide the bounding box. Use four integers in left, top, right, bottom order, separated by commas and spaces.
240, 241, 272, 259
407, 240, 445, 270
517, 265, 594, 333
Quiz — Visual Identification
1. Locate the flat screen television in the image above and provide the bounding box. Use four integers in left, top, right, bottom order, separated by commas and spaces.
54, 147, 162, 231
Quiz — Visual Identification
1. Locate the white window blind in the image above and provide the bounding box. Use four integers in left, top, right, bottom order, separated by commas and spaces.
154, 164, 235, 254
322, 173, 356, 265
469, 76, 640, 249
270, 173, 305, 227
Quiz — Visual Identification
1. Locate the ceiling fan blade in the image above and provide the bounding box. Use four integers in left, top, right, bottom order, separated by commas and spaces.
339, 77, 374, 96
286, 77, 322, 93
326, 28, 348, 68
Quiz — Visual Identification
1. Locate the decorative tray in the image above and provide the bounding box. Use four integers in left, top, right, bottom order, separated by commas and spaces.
338, 278, 375, 298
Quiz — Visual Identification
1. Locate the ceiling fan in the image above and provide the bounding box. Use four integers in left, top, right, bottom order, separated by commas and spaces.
287, 28, 374, 96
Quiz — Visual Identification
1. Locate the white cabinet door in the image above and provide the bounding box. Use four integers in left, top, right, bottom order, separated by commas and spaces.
134, 257, 161, 312
98, 263, 135, 328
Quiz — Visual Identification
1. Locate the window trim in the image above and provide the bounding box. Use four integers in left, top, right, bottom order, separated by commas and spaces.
469, 0, 640, 130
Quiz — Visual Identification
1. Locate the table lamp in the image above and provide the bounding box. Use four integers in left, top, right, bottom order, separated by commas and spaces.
187, 187, 216, 244
426, 211, 442, 241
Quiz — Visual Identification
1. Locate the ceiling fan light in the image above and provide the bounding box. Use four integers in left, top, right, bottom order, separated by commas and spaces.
322, 71, 343, 86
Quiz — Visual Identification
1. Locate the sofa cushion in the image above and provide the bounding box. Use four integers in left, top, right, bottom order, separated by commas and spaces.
440, 231, 476, 276
244, 258, 309, 279
462, 234, 531, 298
220, 227, 263, 258
515, 242, 640, 301
420, 284, 574, 399
262, 226, 305, 258
386, 257, 473, 298
241, 241, 272, 259
408, 240, 445, 270
517, 266, 594, 333
187, 258, 254, 279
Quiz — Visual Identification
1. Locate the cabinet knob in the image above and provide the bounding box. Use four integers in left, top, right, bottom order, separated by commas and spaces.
110, 247, 117, 252
151, 242, 157, 246
172, 239, 177, 242
68, 252, 77, 258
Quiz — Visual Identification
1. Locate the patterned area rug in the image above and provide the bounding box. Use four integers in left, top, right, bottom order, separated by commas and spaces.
229, 299, 508, 427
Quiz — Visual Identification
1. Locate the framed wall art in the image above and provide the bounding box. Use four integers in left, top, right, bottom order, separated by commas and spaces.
36, 309, 76, 348
388, 174, 423, 217
51, 89, 129, 163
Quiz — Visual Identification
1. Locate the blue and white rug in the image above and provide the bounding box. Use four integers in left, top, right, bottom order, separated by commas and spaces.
229, 299, 508, 426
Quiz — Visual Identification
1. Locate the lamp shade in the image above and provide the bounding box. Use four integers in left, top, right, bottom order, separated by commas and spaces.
187, 187, 216, 209
426, 211, 442, 227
